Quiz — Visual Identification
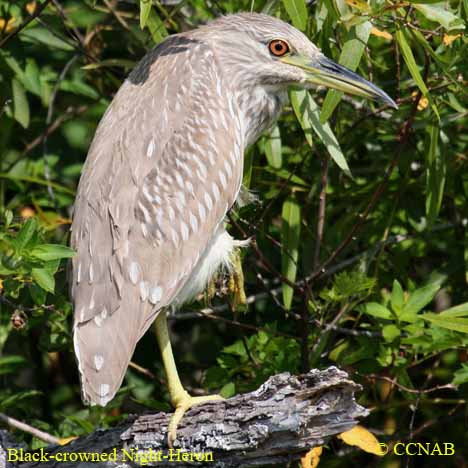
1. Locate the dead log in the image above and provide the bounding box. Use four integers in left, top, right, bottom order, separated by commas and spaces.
2, 367, 367, 468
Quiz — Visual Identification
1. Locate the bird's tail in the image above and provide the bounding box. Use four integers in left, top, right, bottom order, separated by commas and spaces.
73, 294, 154, 406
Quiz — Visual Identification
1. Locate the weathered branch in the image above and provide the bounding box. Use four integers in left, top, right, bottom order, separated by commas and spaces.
2, 367, 367, 468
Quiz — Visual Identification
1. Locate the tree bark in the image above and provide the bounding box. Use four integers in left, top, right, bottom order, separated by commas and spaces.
1, 367, 367, 468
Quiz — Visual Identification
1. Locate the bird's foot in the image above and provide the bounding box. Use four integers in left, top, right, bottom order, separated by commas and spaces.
168, 392, 224, 447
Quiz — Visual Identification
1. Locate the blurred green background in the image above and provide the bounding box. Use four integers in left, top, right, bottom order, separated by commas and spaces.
0, 0, 467, 466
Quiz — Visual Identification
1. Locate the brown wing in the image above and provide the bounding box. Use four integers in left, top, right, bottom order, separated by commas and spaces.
71, 35, 244, 406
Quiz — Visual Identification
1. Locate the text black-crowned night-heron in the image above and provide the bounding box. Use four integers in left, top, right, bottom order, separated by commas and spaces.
71, 12, 396, 444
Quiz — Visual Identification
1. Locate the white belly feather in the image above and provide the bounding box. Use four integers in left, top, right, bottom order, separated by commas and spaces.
172, 225, 248, 308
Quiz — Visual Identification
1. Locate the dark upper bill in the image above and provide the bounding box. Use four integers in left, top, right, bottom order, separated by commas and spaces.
281, 54, 398, 109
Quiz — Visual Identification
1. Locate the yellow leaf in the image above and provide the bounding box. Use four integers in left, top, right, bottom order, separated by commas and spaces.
384, 416, 397, 435
344, 0, 371, 12
20, 206, 36, 219
58, 436, 78, 445
0, 17, 16, 33
370, 27, 393, 41
443, 34, 462, 46
417, 97, 428, 111
411, 91, 429, 111
0, 278, 3, 292
26, 1, 37, 15
301, 446, 323, 468
338, 425, 384, 455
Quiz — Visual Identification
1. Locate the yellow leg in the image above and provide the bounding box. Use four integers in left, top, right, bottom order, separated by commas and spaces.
154, 312, 223, 447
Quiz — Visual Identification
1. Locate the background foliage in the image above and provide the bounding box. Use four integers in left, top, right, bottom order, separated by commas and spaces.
0, 0, 467, 465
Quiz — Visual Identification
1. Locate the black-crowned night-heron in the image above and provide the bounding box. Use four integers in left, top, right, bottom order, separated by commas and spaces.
71, 12, 395, 444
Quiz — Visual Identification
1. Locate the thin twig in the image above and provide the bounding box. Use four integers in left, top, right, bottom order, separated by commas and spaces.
228, 213, 301, 292
410, 404, 462, 438
23, 105, 89, 156
310, 302, 350, 355
43, 54, 79, 201
0, 0, 54, 49
364, 374, 457, 395
300, 294, 310, 372
174, 223, 458, 322
0, 295, 54, 313
102, 0, 131, 30
307, 83, 421, 285
255, 272, 287, 312
129, 361, 156, 380
0, 412, 60, 445
170, 308, 297, 340
311, 319, 381, 338
370, 398, 467, 412
313, 155, 329, 270
51, 0, 86, 45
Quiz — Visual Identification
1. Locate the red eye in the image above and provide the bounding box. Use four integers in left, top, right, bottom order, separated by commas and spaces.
269, 39, 290, 57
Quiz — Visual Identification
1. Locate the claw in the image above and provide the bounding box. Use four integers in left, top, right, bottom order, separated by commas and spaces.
167, 394, 224, 447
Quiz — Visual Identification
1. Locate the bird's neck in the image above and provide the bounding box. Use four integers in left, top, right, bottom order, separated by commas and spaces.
236, 86, 287, 147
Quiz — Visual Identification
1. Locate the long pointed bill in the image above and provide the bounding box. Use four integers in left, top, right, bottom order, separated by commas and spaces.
281, 54, 398, 109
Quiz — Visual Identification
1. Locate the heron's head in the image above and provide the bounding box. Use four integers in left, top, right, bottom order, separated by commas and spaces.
202, 13, 396, 108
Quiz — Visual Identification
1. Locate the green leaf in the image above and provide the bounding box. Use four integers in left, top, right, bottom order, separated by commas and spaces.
20, 28, 74, 51
407, 0, 451, 3
0, 355, 29, 375
146, 9, 168, 44
242, 147, 254, 188
382, 324, 400, 342
452, 364, 468, 385
140, 0, 153, 29
400, 282, 440, 317
12, 78, 30, 129
411, 29, 450, 66
0, 391, 42, 411
265, 124, 282, 169
421, 314, 468, 333
320, 270, 375, 302
223, 340, 247, 357
0, 173, 75, 195
15, 218, 38, 252
425, 122, 445, 226
81, 59, 136, 71
290, 90, 351, 177
4, 210, 13, 228
320, 21, 372, 122
32, 268, 55, 293
438, 302, 468, 318
220, 382, 236, 398
282, 0, 308, 31
59, 80, 100, 99
395, 28, 428, 96
30, 244, 76, 261
44, 259, 61, 276
281, 196, 301, 310
362, 302, 392, 320
390, 280, 405, 315
24, 59, 42, 96
290, 88, 313, 147
413, 3, 465, 31
65, 415, 95, 434
395, 28, 439, 119
30, 282, 47, 305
